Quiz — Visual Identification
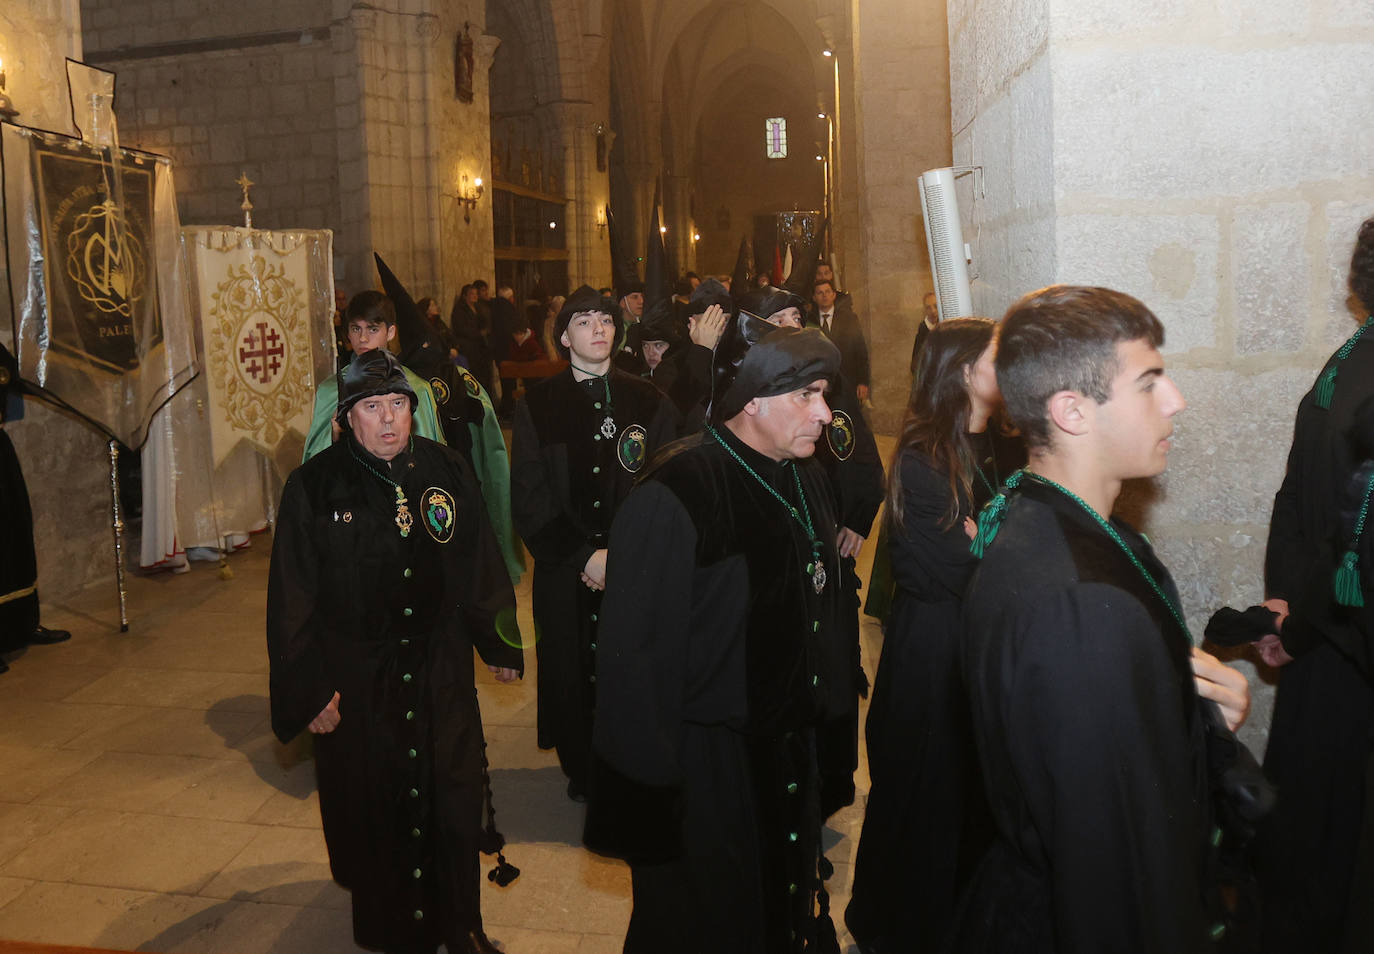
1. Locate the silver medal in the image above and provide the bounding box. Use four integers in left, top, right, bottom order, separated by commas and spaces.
812, 558, 827, 594
600, 416, 617, 439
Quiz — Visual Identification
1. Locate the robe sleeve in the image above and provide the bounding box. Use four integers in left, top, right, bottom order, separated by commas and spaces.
585, 481, 696, 862
1001, 586, 1207, 954
510, 398, 595, 570
889, 450, 977, 600
266, 471, 336, 742
451, 454, 524, 675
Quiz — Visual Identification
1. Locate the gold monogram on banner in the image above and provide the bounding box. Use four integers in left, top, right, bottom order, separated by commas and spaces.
206, 255, 313, 447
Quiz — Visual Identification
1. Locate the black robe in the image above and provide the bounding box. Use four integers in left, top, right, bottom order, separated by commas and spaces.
584, 426, 853, 953
810, 380, 884, 817
510, 367, 678, 789
267, 435, 522, 953
846, 432, 1016, 952
1258, 331, 1374, 954
950, 478, 1218, 954
0, 429, 39, 649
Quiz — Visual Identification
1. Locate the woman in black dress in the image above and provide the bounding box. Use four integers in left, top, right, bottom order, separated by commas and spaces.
846, 317, 1022, 954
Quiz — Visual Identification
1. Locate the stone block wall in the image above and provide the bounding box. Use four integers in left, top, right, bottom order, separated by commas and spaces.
851, 0, 956, 434
949, 0, 1374, 745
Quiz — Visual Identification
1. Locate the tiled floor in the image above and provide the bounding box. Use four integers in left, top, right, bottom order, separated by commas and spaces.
0, 531, 882, 953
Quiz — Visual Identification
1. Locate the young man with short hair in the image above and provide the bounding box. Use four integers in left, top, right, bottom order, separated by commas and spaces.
951, 285, 1249, 954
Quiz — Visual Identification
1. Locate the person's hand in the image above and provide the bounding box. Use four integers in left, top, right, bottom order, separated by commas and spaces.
836, 527, 866, 559
449, 348, 459, 361
309, 691, 342, 734
963, 516, 977, 540
1261, 597, 1290, 630
582, 548, 609, 591
856, 384, 870, 403
1255, 633, 1295, 668
1191, 648, 1250, 731
689, 304, 728, 350
488, 665, 520, 683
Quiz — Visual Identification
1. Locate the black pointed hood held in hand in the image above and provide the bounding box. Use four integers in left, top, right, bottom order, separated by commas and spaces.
373, 251, 444, 373
644, 180, 672, 310
607, 208, 643, 301
782, 217, 829, 299
731, 233, 756, 303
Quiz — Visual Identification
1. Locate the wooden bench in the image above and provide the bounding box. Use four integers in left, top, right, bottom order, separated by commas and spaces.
498, 357, 567, 402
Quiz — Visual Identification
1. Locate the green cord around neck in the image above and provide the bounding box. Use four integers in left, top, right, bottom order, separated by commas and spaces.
1315, 315, 1374, 410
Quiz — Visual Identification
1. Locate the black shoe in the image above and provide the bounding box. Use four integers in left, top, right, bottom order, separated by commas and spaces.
29, 626, 71, 645
455, 929, 501, 954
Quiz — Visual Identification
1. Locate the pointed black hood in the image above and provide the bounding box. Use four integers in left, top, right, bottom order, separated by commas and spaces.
607, 208, 643, 300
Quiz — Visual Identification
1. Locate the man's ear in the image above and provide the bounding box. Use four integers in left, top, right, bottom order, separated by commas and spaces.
1046, 390, 1091, 438
385, 324, 398, 343
742, 397, 762, 417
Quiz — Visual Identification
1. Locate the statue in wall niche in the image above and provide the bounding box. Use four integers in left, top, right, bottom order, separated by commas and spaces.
455, 23, 475, 103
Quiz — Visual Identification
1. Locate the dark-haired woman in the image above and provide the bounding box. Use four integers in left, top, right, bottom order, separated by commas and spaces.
845, 317, 1023, 954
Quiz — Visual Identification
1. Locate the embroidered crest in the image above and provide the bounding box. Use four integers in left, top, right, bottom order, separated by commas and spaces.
342, 511, 353, 523
429, 376, 451, 404
617, 424, 648, 474
827, 409, 856, 461
422, 486, 457, 543
456, 366, 481, 399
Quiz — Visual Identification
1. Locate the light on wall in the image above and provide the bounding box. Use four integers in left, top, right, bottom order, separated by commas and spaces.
457, 173, 485, 223
0, 55, 19, 122
596, 206, 608, 238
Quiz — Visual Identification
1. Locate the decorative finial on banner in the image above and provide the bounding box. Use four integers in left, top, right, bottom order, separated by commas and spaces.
236, 171, 254, 228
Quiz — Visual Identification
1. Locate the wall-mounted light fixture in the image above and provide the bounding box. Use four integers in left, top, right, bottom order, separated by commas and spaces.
0, 56, 20, 122
596, 206, 607, 238
659, 225, 667, 235
822, 48, 833, 58
457, 173, 484, 223
692, 231, 701, 242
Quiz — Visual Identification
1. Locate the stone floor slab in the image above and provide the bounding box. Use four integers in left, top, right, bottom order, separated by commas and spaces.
27, 753, 222, 813
61, 707, 262, 762
0, 745, 104, 804
198, 827, 348, 910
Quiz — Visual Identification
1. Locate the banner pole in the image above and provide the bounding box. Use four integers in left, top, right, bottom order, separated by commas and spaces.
108, 439, 129, 632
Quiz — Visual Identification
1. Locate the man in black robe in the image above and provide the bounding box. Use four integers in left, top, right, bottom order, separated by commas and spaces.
585, 322, 856, 952
0, 343, 71, 675
511, 286, 678, 801
739, 285, 884, 816
268, 349, 521, 954
951, 285, 1250, 954
1254, 216, 1374, 954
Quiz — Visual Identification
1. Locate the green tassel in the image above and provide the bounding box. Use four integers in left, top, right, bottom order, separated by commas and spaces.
1335, 550, 1365, 608
970, 492, 1007, 558
1315, 365, 1338, 409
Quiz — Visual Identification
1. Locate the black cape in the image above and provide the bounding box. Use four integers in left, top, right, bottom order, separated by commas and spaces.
585, 426, 854, 952
267, 435, 522, 951
951, 478, 1217, 954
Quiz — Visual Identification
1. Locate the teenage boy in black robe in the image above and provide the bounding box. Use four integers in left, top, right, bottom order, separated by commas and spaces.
268, 348, 521, 954
585, 321, 856, 952
1255, 216, 1374, 954
0, 344, 71, 675
950, 285, 1250, 954
511, 286, 678, 801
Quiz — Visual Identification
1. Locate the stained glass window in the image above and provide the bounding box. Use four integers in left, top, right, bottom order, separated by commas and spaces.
765, 117, 787, 159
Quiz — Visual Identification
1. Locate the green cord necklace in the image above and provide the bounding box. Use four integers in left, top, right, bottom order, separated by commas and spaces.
571, 361, 616, 438
971, 468, 1191, 640
706, 424, 827, 594
1315, 314, 1374, 409
1335, 467, 1374, 608
350, 441, 414, 538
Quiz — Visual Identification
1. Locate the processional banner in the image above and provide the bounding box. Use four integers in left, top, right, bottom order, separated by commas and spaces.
182, 227, 334, 467
0, 122, 197, 449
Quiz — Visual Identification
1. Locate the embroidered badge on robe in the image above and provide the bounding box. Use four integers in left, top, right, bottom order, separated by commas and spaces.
422, 487, 457, 543
429, 376, 451, 404
457, 367, 481, 399
617, 424, 648, 474
827, 409, 856, 461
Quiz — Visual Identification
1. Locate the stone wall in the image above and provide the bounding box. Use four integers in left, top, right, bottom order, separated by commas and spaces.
0, 2, 118, 608
850, 0, 954, 434
948, 0, 1374, 744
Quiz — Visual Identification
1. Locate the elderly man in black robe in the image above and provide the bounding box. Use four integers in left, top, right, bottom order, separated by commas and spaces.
268, 348, 521, 954
950, 285, 1251, 954
585, 319, 856, 951
511, 286, 679, 802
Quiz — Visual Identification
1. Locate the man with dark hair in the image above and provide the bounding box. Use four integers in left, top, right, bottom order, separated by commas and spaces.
910, 291, 939, 374
586, 319, 855, 951
951, 285, 1250, 953
511, 286, 678, 801
810, 277, 871, 403
269, 347, 521, 954
613, 281, 648, 375
1255, 216, 1374, 954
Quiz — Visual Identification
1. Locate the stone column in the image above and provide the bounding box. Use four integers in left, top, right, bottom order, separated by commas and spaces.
543, 100, 611, 289
949, 0, 1374, 737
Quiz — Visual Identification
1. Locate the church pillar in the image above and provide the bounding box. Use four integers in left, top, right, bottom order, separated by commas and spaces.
951, 0, 1374, 733
663, 172, 692, 277
843, 0, 951, 432
542, 100, 611, 289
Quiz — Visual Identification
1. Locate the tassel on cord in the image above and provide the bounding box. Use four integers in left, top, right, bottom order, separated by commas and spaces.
478, 738, 520, 887
970, 469, 1025, 558
1315, 365, 1338, 410
1335, 551, 1365, 608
